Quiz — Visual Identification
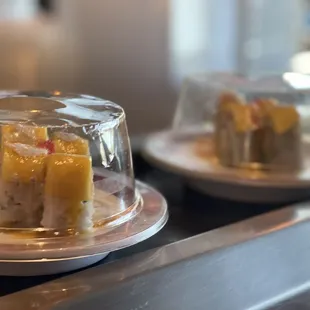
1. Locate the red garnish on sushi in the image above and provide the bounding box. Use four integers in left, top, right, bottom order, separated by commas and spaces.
37, 140, 55, 154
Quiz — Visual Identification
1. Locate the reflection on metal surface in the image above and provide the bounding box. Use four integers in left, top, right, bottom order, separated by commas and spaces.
1, 201, 310, 309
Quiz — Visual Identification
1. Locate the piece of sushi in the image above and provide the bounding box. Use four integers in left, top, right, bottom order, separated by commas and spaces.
214, 92, 254, 166
262, 105, 301, 169
52, 132, 89, 155
41, 153, 94, 231
1, 124, 48, 145
214, 94, 301, 170
0, 142, 48, 227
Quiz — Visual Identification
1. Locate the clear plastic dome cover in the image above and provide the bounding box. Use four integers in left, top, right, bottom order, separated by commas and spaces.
173, 72, 310, 171
0, 91, 138, 234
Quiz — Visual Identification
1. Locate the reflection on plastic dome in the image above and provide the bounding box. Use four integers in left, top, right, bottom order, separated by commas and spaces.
0, 91, 138, 236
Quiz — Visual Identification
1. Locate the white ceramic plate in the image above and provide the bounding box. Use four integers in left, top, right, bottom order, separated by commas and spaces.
143, 130, 310, 203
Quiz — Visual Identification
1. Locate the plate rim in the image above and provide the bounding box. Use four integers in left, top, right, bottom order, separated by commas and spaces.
0, 181, 168, 260
142, 130, 310, 189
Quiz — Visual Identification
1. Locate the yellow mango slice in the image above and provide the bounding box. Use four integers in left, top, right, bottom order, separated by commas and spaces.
2, 143, 48, 183
268, 106, 299, 134
45, 153, 93, 202
217, 92, 253, 132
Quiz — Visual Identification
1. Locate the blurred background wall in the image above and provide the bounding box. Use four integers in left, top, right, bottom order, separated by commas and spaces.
0, 0, 308, 137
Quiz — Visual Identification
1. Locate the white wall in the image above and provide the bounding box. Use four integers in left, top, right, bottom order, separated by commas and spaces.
56, 0, 175, 135
239, 0, 303, 76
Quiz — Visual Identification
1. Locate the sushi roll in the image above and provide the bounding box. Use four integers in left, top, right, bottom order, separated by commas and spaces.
1, 124, 48, 145
42, 153, 94, 231
214, 93, 301, 170
214, 93, 254, 166
0, 142, 48, 227
52, 132, 89, 155
263, 105, 301, 169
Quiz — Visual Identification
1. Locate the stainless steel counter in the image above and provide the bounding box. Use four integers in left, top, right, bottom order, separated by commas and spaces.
2, 200, 310, 309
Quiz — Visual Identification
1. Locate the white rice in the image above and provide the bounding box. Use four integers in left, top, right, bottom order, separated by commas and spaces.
0, 179, 44, 227
41, 197, 94, 232
5, 142, 48, 156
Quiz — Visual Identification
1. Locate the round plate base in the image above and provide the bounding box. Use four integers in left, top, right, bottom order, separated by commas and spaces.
0, 253, 109, 276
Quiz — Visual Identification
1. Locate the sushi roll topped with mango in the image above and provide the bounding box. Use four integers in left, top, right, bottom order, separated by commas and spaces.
214, 92, 301, 170
0, 124, 94, 231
